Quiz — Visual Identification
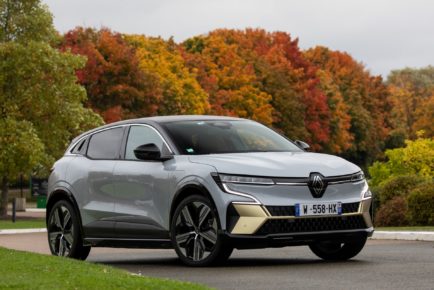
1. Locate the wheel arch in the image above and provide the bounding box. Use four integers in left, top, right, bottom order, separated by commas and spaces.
46, 188, 84, 236
169, 183, 217, 226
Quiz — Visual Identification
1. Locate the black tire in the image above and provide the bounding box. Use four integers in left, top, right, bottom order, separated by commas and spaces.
170, 194, 233, 266
309, 236, 367, 261
47, 200, 91, 260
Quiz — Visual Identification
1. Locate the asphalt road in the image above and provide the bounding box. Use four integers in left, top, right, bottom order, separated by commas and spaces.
1, 233, 433, 290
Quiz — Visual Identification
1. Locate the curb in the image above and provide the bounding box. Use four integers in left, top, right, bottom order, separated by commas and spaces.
26, 208, 46, 213
371, 231, 434, 242
0, 228, 47, 235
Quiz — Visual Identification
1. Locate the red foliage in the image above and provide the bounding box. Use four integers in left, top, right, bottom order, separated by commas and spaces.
183, 29, 330, 149
101, 105, 123, 123
60, 27, 160, 122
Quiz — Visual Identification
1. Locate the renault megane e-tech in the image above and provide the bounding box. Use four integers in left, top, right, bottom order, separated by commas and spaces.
47, 115, 373, 266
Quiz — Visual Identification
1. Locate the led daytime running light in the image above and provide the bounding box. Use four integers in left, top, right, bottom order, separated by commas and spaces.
219, 174, 274, 185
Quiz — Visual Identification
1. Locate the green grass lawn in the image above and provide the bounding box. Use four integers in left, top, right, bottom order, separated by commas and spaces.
0, 247, 212, 290
0, 219, 46, 230
376, 226, 434, 232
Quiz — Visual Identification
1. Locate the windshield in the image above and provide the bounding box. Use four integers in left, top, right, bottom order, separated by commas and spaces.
162, 120, 302, 155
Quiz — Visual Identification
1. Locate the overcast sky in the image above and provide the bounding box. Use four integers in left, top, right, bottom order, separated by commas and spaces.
43, 0, 434, 78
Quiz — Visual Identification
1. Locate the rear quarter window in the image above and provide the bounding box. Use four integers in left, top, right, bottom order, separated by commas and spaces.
87, 127, 124, 159
70, 138, 88, 155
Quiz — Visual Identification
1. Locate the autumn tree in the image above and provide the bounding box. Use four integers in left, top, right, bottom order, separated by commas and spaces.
315, 69, 353, 153
0, 0, 102, 218
387, 66, 434, 141
182, 29, 332, 150
60, 27, 161, 122
125, 35, 209, 115
242, 30, 330, 149
182, 32, 274, 126
304, 46, 391, 165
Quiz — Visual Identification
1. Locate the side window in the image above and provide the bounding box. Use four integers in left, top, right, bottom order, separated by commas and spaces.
87, 127, 124, 159
125, 126, 165, 160
70, 138, 86, 154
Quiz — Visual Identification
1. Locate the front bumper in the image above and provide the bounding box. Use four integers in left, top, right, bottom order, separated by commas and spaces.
225, 198, 373, 244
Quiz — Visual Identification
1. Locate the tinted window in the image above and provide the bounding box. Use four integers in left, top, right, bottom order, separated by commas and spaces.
125, 125, 165, 160
87, 127, 124, 159
71, 138, 86, 154
162, 120, 302, 155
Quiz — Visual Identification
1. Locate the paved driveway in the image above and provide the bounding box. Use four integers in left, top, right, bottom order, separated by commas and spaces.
1, 233, 433, 290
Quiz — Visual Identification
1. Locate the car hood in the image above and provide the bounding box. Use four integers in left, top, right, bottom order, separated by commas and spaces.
188, 152, 361, 177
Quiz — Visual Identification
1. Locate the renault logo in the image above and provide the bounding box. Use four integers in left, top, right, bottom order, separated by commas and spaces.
308, 172, 327, 198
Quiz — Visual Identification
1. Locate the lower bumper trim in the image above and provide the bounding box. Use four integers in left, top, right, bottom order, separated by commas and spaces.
224, 228, 373, 249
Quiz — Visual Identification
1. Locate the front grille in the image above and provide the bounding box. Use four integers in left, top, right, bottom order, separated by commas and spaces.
256, 215, 366, 235
266, 202, 360, 216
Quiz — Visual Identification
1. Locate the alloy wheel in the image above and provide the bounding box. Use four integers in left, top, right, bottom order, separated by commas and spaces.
174, 201, 218, 261
48, 205, 74, 256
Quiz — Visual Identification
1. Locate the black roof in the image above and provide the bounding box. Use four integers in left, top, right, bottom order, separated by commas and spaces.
69, 115, 246, 146
129, 115, 243, 124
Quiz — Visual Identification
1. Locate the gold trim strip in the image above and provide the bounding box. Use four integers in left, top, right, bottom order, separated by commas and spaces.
231, 204, 268, 234
267, 212, 361, 220
230, 201, 373, 235
361, 198, 373, 228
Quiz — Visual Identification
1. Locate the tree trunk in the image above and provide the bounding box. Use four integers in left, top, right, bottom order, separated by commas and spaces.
1, 176, 8, 219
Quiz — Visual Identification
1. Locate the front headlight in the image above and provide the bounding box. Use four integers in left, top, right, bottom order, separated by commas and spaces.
218, 174, 274, 185
211, 173, 266, 204
351, 171, 365, 182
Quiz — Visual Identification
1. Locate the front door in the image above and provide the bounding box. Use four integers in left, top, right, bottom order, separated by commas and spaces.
112, 125, 176, 239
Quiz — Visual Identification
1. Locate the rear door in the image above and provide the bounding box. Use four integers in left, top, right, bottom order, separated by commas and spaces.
112, 124, 176, 239
80, 126, 126, 238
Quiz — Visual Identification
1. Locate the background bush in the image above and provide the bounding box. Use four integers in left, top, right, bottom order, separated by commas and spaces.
375, 175, 426, 205
375, 196, 409, 227
407, 182, 434, 226
373, 178, 434, 226
369, 136, 434, 226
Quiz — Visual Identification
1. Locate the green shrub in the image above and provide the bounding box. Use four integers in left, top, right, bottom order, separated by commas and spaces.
368, 136, 434, 187
375, 175, 425, 205
407, 182, 434, 226
375, 196, 409, 227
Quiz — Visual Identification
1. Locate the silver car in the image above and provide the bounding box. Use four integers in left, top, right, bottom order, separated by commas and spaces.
47, 115, 373, 266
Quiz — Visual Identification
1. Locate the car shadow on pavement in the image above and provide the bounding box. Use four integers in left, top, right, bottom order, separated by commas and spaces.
93, 257, 370, 269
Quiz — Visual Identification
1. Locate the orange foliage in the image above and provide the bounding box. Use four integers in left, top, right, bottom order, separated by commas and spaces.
59, 27, 407, 165
60, 27, 160, 123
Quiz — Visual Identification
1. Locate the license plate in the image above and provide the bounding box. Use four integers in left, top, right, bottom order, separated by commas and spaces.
295, 202, 342, 216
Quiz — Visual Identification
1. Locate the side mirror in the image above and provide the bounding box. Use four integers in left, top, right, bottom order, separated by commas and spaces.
294, 140, 311, 151
133, 143, 173, 161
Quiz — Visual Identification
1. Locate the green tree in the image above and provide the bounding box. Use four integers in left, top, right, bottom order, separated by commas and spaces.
368, 135, 434, 188
0, 0, 56, 43
0, 0, 102, 218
